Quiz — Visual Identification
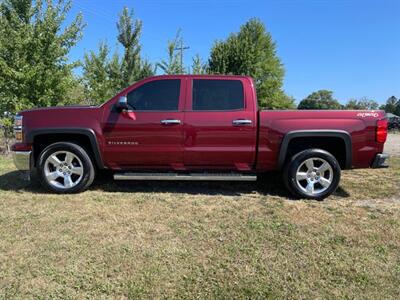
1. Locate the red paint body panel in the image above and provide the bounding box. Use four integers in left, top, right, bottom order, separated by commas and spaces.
257, 110, 385, 170
102, 110, 184, 169
101, 76, 186, 169
182, 76, 257, 170
14, 75, 387, 173
18, 105, 105, 153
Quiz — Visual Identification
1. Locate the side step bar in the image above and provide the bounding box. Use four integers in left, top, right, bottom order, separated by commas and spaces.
114, 172, 257, 181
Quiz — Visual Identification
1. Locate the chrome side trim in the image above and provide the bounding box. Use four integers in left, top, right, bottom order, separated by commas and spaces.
114, 173, 257, 181
12, 151, 32, 171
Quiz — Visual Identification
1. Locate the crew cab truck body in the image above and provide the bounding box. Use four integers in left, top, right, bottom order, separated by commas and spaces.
12, 75, 389, 199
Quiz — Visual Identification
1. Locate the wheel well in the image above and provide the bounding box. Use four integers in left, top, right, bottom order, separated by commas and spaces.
32, 134, 97, 168
285, 137, 347, 169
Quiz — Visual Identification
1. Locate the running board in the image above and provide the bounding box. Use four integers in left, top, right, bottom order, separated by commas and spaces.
114, 172, 257, 181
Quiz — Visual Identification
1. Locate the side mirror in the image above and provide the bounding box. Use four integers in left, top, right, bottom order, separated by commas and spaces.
115, 96, 129, 112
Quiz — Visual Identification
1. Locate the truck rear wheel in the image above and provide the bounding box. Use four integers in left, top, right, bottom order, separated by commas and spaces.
283, 149, 341, 200
37, 142, 95, 193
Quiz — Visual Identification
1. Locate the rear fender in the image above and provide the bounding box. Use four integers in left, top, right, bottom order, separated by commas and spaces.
278, 130, 352, 170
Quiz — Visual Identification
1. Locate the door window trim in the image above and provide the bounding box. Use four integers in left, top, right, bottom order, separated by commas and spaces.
187, 78, 246, 112
108, 77, 187, 113
125, 78, 181, 112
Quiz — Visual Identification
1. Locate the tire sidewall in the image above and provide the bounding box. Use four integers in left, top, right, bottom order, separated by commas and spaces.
37, 142, 94, 193
284, 149, 341, 200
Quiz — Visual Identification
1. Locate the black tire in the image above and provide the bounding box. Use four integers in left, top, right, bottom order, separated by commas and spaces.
37, 142, 95, 193
283, 149, 341, 200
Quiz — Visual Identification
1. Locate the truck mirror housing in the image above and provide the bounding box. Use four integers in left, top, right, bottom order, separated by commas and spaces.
115, 96, 129, 111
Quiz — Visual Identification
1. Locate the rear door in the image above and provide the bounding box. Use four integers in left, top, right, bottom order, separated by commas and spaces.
183, 77, 257, 171
102, 77, 185, 169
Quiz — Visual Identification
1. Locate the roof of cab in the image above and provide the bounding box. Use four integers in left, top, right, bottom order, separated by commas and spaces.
146, 74, 253, 80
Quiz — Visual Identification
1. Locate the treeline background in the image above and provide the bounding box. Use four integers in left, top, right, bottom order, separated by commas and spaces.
1, 0, 399, 151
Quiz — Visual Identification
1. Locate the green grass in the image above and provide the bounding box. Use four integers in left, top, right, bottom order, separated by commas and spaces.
0, 156, 399, 299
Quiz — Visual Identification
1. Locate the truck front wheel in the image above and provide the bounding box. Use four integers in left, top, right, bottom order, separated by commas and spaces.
37, 142, 95, 193
283, 149, 341, 200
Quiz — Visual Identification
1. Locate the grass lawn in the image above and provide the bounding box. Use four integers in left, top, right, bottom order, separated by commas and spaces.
0, 156, 399, 299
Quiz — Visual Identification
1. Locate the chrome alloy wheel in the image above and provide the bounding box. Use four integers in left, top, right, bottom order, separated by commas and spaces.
44, 151, 84, 189
295, 157, 334, 196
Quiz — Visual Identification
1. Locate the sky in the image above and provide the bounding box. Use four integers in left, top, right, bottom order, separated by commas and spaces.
66, 0, 400, 105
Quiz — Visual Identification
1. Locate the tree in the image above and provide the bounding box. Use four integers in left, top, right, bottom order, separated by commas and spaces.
345, 97, 379, 110
157, 30, 183, 74
82, 42, 115, 104
64, 75, 86, 105
380, 96, 399, 115
190, 54, 207, 74
0, 0, 84, 115
81, 7, 154, 104
0, 116, 13, 152
268, 94, 297, 110
117, 7, 143, 88
298, 90, 342, 110
208, 18, 294, 109
139, 59, 156, 79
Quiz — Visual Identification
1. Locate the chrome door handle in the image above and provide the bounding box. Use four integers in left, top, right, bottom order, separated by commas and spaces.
232, 119, 252, 126
161, 119, 181, 125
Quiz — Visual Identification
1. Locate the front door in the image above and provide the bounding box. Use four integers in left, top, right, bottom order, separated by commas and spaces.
183, 77, 257, 171
102, 78, 185, 169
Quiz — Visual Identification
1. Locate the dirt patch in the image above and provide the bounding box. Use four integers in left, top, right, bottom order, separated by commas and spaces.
385, 133, 400, 156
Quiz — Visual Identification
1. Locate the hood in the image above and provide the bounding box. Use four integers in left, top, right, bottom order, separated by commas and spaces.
19, 105, 98, 115
18, 105, 104, 129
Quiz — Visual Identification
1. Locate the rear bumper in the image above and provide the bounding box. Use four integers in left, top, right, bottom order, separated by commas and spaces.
371, 153, 389, 168
12, 151, 32, 171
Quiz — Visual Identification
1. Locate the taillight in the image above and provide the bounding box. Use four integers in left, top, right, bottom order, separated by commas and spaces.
14, 115, 23, 142
376, 119, 388, 143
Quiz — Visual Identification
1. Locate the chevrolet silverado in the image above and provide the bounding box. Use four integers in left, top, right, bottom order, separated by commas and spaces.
12, 75, 389, 199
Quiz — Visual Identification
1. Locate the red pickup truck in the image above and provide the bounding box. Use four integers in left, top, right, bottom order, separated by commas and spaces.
12, 75, 388, 199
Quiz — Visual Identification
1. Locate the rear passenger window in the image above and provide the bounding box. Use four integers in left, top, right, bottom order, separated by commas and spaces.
192, 79, 244, 111
127, 79, 180, 111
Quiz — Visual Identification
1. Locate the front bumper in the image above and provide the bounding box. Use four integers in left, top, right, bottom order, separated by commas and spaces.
12, 151, 32, 171
372, 153, 389, 168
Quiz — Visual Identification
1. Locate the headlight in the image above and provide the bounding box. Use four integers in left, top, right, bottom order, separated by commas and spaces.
14, 115, 23, 142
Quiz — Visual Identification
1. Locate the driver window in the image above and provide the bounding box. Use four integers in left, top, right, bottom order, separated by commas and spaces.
127, 79, 180, 111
